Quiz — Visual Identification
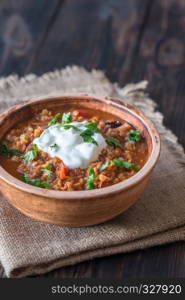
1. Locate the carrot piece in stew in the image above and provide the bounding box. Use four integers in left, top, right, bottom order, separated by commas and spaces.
58, 162, 69, 180
78, 111, 91, 118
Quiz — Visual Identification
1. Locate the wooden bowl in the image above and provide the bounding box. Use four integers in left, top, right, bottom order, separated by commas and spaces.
0, 95, 160, 227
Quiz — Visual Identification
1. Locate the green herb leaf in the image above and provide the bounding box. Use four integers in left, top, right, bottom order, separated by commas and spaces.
50, 143, 59, 149
62, 112, 72, 124
42, 163, 53, 178
24, 151, 36, 162
80, 133, 98, 145
86, 122, 100, 133
46, 163, 53, 170
22, 174, 51, 188
128, 130, 141, 143
86, 167, 96, 190
111, 159, 140, 171
24, 144, 38, 162
100, 161, 109, 172
43, 169, 53, 178
105, 137, 122, 148
48, 113, 60, 126
57, 124, 80, 131
80, 122, 100, 146
0, 142, 21, 158
81, 128, 93, 136
33, 144, 38, 152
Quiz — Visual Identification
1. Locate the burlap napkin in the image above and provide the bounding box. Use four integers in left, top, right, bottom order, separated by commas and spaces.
0, 66, 185, 278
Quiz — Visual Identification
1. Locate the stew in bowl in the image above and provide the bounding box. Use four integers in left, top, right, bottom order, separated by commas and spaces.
0, 108, 148, 191
0, 95, 160, 226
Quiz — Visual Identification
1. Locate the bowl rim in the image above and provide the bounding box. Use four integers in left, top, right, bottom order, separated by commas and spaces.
0, 94, 161, 200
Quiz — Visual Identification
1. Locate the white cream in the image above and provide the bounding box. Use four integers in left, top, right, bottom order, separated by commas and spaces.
33, 121, 107, 169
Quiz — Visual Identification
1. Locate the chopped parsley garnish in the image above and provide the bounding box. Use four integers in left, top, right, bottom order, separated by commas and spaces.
128, 130, 141, 143
22, 174, 51, 188
48, 113, 60, 126
58, 121, 100, 145
0, 142, 21, 158
80, 132, 98, 145
100, 161, 109, 172
86, 167, 96, 190
80, 122, 100, 146
50, 143, 59, 149
105, 137, 121, 148
42, 163, 53, 178
111, 159, 140, 171
62, 112, 72, 124
24, 144, 38, 162
85, 122, 100, 133
57, 124, 80, 131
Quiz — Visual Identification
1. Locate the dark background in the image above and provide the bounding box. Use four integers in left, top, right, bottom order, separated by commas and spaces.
0, 0, 185, 278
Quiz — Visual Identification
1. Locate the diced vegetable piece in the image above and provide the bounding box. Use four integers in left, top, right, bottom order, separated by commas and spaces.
58, 162, 69, 180
99, 174, 109, 183
78, 111, 91, 118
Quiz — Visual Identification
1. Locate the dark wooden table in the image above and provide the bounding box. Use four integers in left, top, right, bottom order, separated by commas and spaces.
0, 0, 185, 278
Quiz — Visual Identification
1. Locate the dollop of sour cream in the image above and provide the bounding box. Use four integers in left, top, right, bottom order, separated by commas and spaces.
33, 121, 107, 169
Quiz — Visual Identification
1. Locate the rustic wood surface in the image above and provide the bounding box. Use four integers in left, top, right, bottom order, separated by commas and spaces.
0, 0, 185, 278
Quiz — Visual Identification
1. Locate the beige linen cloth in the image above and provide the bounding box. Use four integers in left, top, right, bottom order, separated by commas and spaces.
0, 66, 185, 278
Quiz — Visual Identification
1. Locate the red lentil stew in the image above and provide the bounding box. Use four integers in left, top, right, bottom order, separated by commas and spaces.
0, 108, 148, 191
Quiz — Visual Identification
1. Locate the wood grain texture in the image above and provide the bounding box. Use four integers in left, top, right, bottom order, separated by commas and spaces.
33, 242, 185, 279
0, 0, 62, 75
129, 0, 185, 147
0, 0, 184, 278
